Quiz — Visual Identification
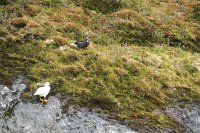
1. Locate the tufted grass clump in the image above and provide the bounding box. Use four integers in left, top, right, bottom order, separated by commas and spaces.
0, 0, 15, 5
42, 0, 64, 6
53, 35, 69, 47
60, 50, 81, 64
193, 4, 200, 20
0, 27, 8, 37
24, 4, 40, 16
110, 21, 152, 44
82, 0, 125, 14
11, 17, 28, 28
112, 9, 142, 20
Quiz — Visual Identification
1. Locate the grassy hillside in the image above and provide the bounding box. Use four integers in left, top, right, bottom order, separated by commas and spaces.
0, 0, 200, 131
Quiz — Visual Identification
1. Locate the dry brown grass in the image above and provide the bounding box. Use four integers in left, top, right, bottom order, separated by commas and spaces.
66, 21, 82, 29
49, 12, 65, 22
112, 9, 143, 20
63, 21, 83, 32
24, 4, 40, 16
11, 17, 29, 28
27, 20, 40, 28
53, 35, 69, 46
67, 7, 84, 14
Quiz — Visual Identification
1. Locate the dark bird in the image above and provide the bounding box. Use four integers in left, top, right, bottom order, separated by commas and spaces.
70, 39, 89, 48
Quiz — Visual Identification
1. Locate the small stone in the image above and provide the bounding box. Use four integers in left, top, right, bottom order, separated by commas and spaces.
0, 103, 6, 109
18, 84, 26, 91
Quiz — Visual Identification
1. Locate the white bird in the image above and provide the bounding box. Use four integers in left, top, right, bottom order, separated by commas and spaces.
34, 82, 51, 103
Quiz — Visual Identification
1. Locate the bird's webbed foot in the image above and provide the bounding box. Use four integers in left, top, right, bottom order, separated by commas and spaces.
39, 96, 45, 102
43, 98, 48, 104
39, 96, 48, 104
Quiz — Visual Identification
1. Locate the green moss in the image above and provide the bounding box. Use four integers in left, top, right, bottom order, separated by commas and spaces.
82, 0, 124, 14
193, 4, 200, 21
22, 92, 32, 100
0, 27, 8, 37
4, 111, 11, 117
95, 108, 102, 113
0, 0, 13, 5
60, 51, 80, 63
40, 0, 64, 7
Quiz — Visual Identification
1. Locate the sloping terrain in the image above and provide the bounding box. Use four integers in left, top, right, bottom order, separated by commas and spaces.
0, 0, 200, 132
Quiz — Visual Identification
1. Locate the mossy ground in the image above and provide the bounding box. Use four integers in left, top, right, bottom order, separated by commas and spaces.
0, 0, 200, 131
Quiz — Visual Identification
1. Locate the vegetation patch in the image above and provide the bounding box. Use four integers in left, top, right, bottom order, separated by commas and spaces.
0, 0, 200, 131
82, 0, 125, 14
11, 17, 28, 28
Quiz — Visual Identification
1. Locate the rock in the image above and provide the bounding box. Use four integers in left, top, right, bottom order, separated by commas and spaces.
0, 96, 136, 133
0, 77, 26, 117
0, 78, 136, 133
3, 77, 200, 133
58, 106, 136, 133
165, 103, 200, 133
154, 102, 200, 133
5, 97, 62, 133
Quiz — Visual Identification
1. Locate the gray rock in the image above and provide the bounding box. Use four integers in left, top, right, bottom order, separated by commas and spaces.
0, 79, 136, 133
4, 77, 200, 133
58, 106, 135, 133
165, 103, 200, 133
1, 96, 136, 133
5, 97, 62, 133
0, 77, 26, 118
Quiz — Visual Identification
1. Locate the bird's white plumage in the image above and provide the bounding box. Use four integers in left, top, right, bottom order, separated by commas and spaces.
34, 82, 51, 98
69, 43, 76, 47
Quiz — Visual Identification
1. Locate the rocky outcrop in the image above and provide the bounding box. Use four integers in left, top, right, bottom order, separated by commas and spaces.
165, 103, 200, 133
1, 78, 200, 133
1, 96, 136, 133
58, 106, 135, 133
0, 77, 26, 118
0, 79, 136, 133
